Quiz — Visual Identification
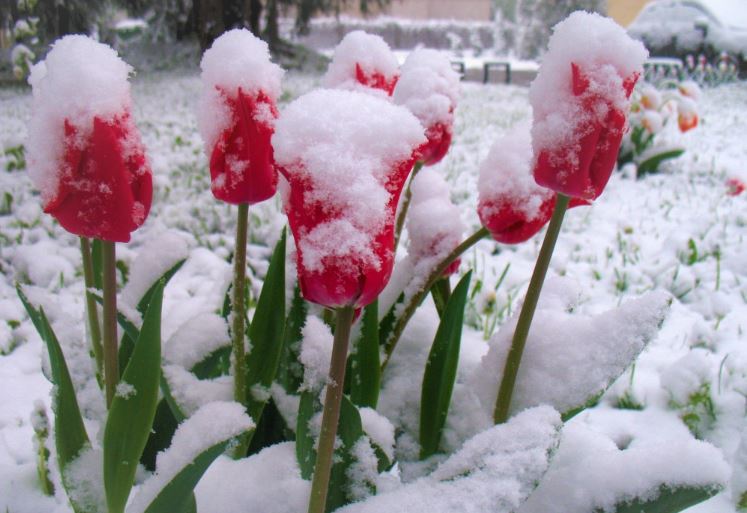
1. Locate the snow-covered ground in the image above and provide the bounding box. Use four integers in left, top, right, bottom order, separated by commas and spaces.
1, 66, 747, 512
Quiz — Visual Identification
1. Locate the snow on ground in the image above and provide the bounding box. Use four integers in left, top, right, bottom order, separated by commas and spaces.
1, 65, 747, 512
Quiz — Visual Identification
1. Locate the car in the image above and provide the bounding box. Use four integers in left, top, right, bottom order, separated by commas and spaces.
627, 0, 747, 74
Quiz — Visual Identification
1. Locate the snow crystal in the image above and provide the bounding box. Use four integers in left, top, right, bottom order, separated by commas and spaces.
163, 313, 229, 370
477, 123, 552, 223
273, 88, 424, 273
470, 278, 671, 417
299, 316, 334, 391
359, 407, 396, 461
197, 28, 284, 153
519, 409, 729, 513
65, 446, 106, 513
121, 231, 189, 309
129, 401, 253, 513
162, 364, 232, 416
337, 406, 561, 513
529, 11, 647, 170
323, 31, 399, 94
26, 35, 133, 204
393, 49, 460, 129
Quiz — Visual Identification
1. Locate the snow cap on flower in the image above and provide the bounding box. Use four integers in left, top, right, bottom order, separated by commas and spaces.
530, 11, 647, 201
640, 110, 663, 134
273, 89, 426, 308
197, 29, 284, 205
478, 124, 556, 244
394, 48, 460, 165
678, 80, 701, 101
323, 30, 399, 96
676, 96, 698, 133
638, 83, 662, 111
26, 35, 152, 242
407, 170, 464, 276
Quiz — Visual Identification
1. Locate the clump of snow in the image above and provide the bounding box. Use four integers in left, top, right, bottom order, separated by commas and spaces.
129, 401, 253, 513
346, 438, 380, 501
65, 446, 106, 513
115, 381, 136, 399
337, 406, 561, 513
26, 35, 133, 204
163, 313, 229, 370
477, 123, 552, 224
195, 443, 309, 513
360, 407, 396, 461
121, 230, 189, 310
270, 383, 301, 430
470, 278, 671, 417
273, 88, 424, 277
162, 364, 232, 416
393, 49, 460, 129
660, 349, 714, 405
519, 409, 729, 513
197, 28, 284, 153
529, 11, 647, 175
323, 31, 399, 94
299, 316, 334, 391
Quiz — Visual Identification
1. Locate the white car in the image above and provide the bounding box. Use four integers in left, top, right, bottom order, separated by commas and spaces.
628, 0, 747, 65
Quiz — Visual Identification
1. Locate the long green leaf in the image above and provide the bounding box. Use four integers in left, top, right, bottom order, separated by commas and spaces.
141, 440, 233, 513
104, 281, 164, 513
17, 287, 90, 470
637, 148, 685, 177
350, 300, 380, 409
603, 484, 721, 513
136, 260, 185, 314
276, 285, 307, 394
419, 271, 471, 460
245, 231, 286, 424
326, 395, 365, 512
296, 390, 319, 480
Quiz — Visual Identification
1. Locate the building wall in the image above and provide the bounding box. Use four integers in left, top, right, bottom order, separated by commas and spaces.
608, 0, 651, 27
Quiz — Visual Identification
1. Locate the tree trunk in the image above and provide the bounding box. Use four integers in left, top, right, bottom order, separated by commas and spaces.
263, 0, 278, 49
249, 0, 262, 36
223, 0, 245, 30
198, 0, 225, 51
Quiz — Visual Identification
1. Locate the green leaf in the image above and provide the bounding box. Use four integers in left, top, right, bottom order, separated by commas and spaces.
637, 148, 685, 177
419, 271, 471, 460
276, 285, 308, 394
602, 484, 721, 513
190, 345, 232, 379
245, 231, 286, 425
296, 390, 319, 480
104, 281, 164, 513
140, 399, 180, 472
141, 440, 232, 513
350, 300, 380, 409
379, 292, 404, 348
136, 260, 185, 315
17, 287, 90, 470
160, 373, 187, 423
327, 395, 366, 512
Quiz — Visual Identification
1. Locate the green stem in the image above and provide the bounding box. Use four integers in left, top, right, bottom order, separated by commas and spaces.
101, 240, 118, 408
393, 161, 423, 252
382, 226, 489, 369
232, 203, 249, 410
80, 237, 103, 386
307, 306, 356, 513
493, 194, 570, 424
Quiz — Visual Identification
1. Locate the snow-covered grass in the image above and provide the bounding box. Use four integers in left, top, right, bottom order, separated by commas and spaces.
1, 67, 747, 512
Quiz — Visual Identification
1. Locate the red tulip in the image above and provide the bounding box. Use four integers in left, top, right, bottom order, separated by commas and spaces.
324, 31, 400, 96
416, 120, 453, 166
533, 62, 639, 201
727, 178, 745, 196
43, 114, 152, 242
208, 87, 278, 205
355, 62, 398, 95
274, 90, 426, 309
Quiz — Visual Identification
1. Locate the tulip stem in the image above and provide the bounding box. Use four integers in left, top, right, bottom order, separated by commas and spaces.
394, 161, 423, 252
493, 193, 569, 424
382, 226, 489, 370
80, 237, 103, 387
232, 202, 249, 458
307, 305, 356, 513
101, 240, 118, 408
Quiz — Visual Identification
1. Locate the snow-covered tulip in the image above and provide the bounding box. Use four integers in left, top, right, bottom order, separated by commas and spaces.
727, 178, 745, 196
323, 31, 399, 96
273, 89, 426, 309
394, 49, 460, 166
27, 36, 152, 243
677, 96, 698, 133
530, 12, 647, 201
198, 29, 284, 205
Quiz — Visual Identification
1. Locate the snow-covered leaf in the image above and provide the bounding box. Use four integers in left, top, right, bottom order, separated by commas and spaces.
350, 300, 380, 409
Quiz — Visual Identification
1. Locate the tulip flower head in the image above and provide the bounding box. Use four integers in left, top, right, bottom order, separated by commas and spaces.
26, 35, 152, 243
323, 31, 400, 96
273, 89, 426, 308
638, 83, 662, 111
197, 29, 284, 205
394, 49, 460, 166
677, 96, 698, 133
727, 178, 745, 196
529, 12, 647, 201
